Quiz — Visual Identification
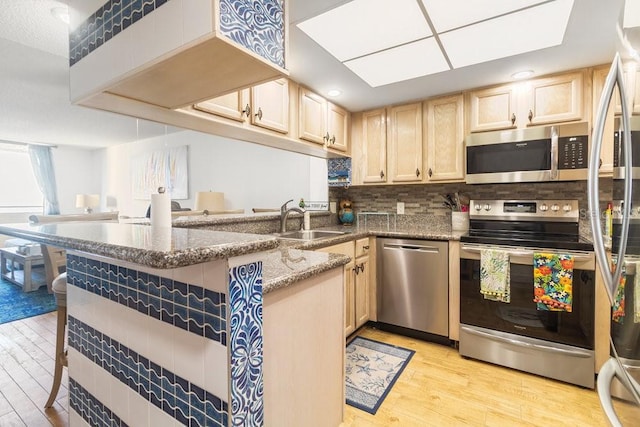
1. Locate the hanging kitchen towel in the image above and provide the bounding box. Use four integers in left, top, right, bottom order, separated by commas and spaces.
480, 249, 510, 303
533, 253, 573, 312
611, 259, 626, 323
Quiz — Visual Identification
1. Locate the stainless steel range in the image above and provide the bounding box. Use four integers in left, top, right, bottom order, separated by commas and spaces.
459, 199, 596, 388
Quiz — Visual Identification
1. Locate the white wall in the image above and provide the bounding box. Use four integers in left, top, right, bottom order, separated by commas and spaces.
98, 130, 328, 217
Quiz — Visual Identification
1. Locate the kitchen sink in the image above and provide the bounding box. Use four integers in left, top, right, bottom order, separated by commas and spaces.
275, 230, 348, 241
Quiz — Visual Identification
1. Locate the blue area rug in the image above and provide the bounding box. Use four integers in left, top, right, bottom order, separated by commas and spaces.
345, 336, 415, 415
0, 267, 56, 324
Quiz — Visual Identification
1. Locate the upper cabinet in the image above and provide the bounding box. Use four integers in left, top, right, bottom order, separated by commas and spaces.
68, 0, 288, 109
351, 95, 465, 186
469, 71, 585, 132
425, 95, 465, 182
298, 87, 350, 154
352, 109, 388, 184
388, 103, 423, 183
193, 78, 290, 134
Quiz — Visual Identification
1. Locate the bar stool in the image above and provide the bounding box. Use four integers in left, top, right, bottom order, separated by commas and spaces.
45, 271, 67, 408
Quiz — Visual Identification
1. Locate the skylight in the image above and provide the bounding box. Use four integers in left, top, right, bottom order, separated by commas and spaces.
297, 0, 575, 87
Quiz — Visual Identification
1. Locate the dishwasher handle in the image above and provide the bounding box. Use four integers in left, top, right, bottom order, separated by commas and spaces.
383, 243, 440, 253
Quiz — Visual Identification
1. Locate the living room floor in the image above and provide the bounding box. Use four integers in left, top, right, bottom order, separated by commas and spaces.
0, 314, 638, 426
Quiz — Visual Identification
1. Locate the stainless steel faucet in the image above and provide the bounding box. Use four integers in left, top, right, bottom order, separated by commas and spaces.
280, 199, 305, 233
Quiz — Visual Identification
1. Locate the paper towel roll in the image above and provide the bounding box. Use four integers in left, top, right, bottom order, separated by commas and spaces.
150, 224, 172, 251
195, 191, 224, 211
151, 189, 171, 228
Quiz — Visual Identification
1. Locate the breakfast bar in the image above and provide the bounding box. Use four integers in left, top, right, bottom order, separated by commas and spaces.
0, 222, 349, 427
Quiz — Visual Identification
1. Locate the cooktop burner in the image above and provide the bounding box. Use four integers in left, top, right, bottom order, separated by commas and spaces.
459, 199, 593, 252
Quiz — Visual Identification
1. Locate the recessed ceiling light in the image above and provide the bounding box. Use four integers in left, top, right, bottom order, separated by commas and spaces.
327, 89, 342, 97
511, 70, 534, 79
51, 6, 70, 25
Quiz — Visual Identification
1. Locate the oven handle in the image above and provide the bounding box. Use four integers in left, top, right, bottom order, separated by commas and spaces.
460, 245, 593, 262
461, 326, 593, 359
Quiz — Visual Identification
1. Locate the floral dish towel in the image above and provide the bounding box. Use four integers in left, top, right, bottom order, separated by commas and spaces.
480, 249, 510, 303
611, 259, 626, 323
533, 253, 573, 312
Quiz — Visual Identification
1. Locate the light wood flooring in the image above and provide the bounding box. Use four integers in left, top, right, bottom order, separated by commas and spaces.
1, 314, 638, 426
345, 326, 640, 426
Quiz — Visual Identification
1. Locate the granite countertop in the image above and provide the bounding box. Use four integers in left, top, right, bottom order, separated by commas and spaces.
0, 222, 279, 269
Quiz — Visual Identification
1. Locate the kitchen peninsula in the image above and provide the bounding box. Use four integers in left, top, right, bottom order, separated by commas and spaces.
0, 222, 349, 427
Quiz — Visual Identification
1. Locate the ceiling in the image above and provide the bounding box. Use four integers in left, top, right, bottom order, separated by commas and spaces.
0, 0, 627, 149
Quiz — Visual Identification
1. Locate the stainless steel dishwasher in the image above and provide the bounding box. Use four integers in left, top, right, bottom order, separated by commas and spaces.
377, 238, 449, 337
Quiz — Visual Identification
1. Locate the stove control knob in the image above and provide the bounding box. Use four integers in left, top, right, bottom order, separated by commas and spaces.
551, 204, 560, 212
474, 204, 482, 212
484, 204, 491, 212
563, 204, 572, 213
539, 204, 548, 212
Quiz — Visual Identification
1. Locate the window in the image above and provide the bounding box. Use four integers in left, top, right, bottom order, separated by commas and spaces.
0, 144, 43, 213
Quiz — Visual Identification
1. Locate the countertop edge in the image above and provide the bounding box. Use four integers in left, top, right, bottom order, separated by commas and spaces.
263, 253, 350, 294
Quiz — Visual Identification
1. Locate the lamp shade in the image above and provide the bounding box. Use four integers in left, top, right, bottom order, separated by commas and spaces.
194, 191, 224, 211
75, 194, 100, 208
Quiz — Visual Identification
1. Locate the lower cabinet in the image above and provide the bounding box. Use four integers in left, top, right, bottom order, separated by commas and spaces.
317, 237, 371, 336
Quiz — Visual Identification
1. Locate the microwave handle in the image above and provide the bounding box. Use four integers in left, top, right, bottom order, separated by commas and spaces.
588, 52, 632, 305
550, 127, 558, 180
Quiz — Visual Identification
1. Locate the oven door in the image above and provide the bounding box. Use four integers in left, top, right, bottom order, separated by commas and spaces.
460, 244, 596, 349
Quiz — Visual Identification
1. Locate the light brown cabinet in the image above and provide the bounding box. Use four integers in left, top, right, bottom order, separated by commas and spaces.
298, 87, 349, 153
388, 103, 423, 183
593, 66, 617, 175
424, 94, 465, 181
316, 238, 371, 336
193, 78, 290, 134
469, 71, 585, 132
352, 108, 388, 184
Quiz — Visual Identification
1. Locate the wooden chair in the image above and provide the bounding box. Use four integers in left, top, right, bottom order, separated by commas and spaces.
41, 244, 67, 408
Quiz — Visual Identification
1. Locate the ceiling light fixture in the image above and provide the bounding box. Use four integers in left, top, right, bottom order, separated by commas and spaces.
327, 89, 342, 97
51, 6, 70, 25
511, 70, 534, 80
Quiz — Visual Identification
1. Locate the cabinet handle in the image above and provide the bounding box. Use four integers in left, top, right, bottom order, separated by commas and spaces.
352, 266, 358, 274
363, 245, 369, 250
323, 132, 330, 142
242, 104, 251, 117
330, 135, 336, 144
359, 263, 365, 272
599, 158, 603, 169
511, 113, 516, 126
255, 107, 263, 120
428, 168, 433, 177
528, 109, 533, 123
380, 170, 385, 179
416, 168, 420, 177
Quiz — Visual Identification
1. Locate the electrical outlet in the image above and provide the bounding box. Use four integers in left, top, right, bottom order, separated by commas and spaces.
329, 202, 337, 213
397, 202, 405, 215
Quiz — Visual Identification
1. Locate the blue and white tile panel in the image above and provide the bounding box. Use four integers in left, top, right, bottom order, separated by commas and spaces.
68, 316, 228, 426
219, 0, 285, 68
69, 378, 129, 427
69, 0, 167, 66
228, 258, 264, 426
66, 254, 227, 346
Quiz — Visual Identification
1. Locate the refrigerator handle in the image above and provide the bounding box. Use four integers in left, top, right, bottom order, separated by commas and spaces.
588, 53, 633, 304
597, 358, 625, 427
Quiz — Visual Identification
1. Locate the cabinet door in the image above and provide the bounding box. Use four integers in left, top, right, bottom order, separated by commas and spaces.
192, 90, 248, 122
526, 72, 583, 126
298, 88, 326, 145
251, 78, 290, 133
425, 95, 465, 181
388, 102, 423, 182
345, 261, 356, 336
469, 85, 517, 132
628, 67, 640, 115
326, 102, 349, 153
593, 66, 616, 175
361, 109, 388, 183
354, 256, 369, 329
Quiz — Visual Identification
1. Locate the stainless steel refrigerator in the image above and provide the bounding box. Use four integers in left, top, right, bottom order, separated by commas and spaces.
589, 1, 640, 425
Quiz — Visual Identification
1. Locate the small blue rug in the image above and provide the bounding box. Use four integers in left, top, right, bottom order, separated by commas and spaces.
0, 268, 56, 324
345, 336, 415, 415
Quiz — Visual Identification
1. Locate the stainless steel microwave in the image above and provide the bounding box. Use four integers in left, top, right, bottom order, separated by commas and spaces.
465, 122, 590, 184
613, 116, 640, 179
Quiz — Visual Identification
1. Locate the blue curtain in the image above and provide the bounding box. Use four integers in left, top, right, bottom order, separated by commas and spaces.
28, 145, 60, 215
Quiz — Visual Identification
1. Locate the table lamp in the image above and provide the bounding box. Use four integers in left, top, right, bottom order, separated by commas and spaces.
194, 191, 224, 212
76, 194, 100, 213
